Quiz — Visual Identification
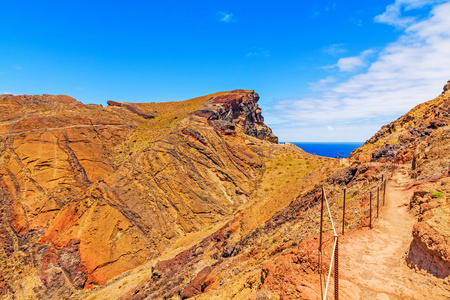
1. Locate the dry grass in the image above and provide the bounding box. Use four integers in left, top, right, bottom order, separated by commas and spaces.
238, 145, 341, 234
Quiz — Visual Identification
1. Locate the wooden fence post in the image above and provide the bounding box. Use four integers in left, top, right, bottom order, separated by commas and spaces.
369, 191, 372, 229
320, 187, 324, 252
377, 186, 380, 218
342, 188, 346, 235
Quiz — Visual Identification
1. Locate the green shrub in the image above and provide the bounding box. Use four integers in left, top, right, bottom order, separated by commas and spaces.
431, 191, 444, 198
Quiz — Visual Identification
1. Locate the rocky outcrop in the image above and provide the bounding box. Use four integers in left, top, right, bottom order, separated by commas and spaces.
443, 80, 450, 93
351, 80, 450, 163
0, 90, 280, 297
192, 90, 278, 143
40, 239, 88, 295
407, 222, 450, 278
371, 143, 400, 162
180, 266, 213, 299
260, 234, 332, 299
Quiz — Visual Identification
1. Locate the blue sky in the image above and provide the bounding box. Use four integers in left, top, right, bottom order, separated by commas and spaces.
1, 0, 450, 142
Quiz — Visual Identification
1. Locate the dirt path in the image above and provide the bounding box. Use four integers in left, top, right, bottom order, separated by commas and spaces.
338, 166, 450, 299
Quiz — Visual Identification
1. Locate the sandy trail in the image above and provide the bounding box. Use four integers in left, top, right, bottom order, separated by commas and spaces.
338, 165, 450, 299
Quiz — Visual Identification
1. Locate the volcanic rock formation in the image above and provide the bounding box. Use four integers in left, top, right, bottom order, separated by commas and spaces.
116, 82, 450, 300
2, 82, 450, 299
443, 79, 450, 93
0, 90, 285, 298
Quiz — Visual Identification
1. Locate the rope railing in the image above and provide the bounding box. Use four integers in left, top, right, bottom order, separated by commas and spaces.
318, 155, 399, 299
323, 188, 337, 236
321, 187, 338, 300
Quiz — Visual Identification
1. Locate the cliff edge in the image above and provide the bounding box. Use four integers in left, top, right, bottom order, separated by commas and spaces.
0, 90, 283, 298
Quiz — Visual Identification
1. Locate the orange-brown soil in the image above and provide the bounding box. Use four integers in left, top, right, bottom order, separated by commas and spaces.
0, 91, 340, 299
2, 85, 450, 300
339, 166, 450, 299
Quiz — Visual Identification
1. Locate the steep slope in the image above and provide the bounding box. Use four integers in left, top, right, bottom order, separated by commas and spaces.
350, 85, 450, 165
101, 159, 391, 300
0, 90, 271, 297
5, 82, 450, 299
349, 83, 450, 280
339, 166, 449, 299
0, 90, 340, 299
75, 83, 450, 300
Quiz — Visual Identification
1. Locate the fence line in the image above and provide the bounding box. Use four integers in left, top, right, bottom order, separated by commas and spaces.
324, 157, 397, 234
318, 157, 398, 299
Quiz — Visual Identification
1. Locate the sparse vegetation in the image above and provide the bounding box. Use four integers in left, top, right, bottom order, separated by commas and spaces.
431, 191, 443, 198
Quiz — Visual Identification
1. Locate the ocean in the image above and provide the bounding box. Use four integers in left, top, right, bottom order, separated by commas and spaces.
286, 142, 364, 158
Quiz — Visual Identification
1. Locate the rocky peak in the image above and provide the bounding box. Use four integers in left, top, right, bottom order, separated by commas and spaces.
443, 79, 450, 93
192, 89, 278, 143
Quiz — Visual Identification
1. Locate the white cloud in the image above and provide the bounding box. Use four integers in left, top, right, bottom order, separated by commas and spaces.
311, 11, 321, 18
269, 1, 450, 142
335, 53, 368, 72
14, 66, 22, 70
325, 49, 376, 72
217, 11, 236, 23
308, 76, 338, 91
374, 0, 444, 28
77, 87, 84, 90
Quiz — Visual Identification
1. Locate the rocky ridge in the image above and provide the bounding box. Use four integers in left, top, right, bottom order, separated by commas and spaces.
0, 90, 278, 297
2, 82, 450, 299
0, 90, 336, 299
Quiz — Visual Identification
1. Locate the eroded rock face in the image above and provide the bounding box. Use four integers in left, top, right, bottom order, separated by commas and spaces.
41, 240, 87, 292
0, 90, 278, 297
260, 234, 331, 299
180, 266, 213, 299
371, 143, 400, 162
106, 100, 157, 119
407, 222, 450, 278
351, 82, 450, 163
443, 80, 450, 93
192, 90, 278, 143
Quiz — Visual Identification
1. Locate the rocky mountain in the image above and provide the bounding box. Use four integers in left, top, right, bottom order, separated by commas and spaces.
99, 83, 449, 300
0, 90, 340, 299
1, 83, 450, 300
